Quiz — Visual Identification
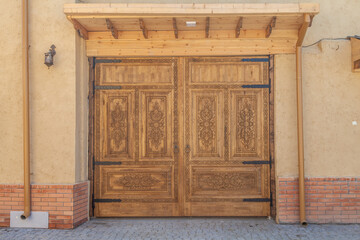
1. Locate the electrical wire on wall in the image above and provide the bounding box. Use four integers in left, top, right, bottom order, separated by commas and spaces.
302, 35, 360, 48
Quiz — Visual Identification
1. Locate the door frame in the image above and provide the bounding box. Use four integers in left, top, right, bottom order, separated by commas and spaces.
87, 55, 276, 218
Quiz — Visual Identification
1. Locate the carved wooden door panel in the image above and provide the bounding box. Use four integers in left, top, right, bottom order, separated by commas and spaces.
184, 57, 270, 216
94, 58, 181, 217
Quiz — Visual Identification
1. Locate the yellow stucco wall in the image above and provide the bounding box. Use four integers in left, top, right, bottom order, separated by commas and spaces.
0, 0, 88, 184
274, 0, 360, 177
275, 42, 360, 177
0, 0, 23, 184
0, 0, 359, 185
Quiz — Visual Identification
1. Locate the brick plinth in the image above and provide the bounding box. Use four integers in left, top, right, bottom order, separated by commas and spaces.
278, 177, 360, 224
0, 182, 89, 229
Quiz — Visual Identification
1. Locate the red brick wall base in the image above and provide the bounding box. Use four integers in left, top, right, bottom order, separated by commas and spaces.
0, 182, 89, 229
278, 177, 360, 224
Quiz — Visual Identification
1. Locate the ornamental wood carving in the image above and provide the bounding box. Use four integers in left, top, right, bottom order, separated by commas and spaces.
147, 97, 166, 153
197, 96, 216, 153
237, 96, 256, 152
114, 173, 165, 191
109, 97, 128, 153
197, 172, 257, 191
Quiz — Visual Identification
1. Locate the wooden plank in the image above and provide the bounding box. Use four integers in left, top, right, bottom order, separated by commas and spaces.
173, 18, 178, 39
105, 18, 118, 39
70, 18, 89, 40
64, 3, 320, 16
296, 14, 311, 46
351, 37, 360, 72
85, 38, 296, 57
235, 17, 243, 38
139, 18, 148, 39
88, 29, 298, 40
265, 17, 276, 38
205, 17, 210, 38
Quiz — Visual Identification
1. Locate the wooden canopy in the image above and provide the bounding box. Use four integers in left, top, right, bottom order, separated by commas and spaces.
64, 3, 319, 57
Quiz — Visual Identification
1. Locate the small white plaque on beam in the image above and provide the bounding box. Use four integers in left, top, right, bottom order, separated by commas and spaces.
10, 211, 49, 229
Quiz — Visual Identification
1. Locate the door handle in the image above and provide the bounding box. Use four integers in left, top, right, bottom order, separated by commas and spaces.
174, 144, 179, 154
185, 145, 191, 153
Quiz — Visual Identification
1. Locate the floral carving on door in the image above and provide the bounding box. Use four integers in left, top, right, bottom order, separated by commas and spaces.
147, 97, 166, 152
115, 173, 164, 191
197, 96, 216, 153
237, 96, 256, 152
109, 98, 128, 153
196, 172, 257, 191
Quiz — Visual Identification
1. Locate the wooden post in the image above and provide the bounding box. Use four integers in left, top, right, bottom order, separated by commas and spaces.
21, 0, 31, 220
296, 46, 307, 226
296, 13, 311, 226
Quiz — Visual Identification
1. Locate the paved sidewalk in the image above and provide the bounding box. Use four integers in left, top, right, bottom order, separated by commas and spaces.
0, 218, 359, 240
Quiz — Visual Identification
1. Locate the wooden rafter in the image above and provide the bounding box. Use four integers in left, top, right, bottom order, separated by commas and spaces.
172, 18, 178, 39
296, 14, 311, 46
265, 17, 277, 38
205, 17, 210, 38
139, 18, 148, 39
235, 17, 243, 38
309, 15, 315, 27
105, 18, 118, 39
70, 19, 88, 40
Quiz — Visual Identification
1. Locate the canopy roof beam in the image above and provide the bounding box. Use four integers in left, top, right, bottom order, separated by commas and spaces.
297, 14, 311, 46
265, 17, 277, 38
235, 17, 243, 38
172, 18, 178, 39
64, 3, 319, 56
139, 18, 148, 39
70, 18, 88, 40
105, 18, 118, 39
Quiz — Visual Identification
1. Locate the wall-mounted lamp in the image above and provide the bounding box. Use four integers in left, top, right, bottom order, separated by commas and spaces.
44, 45, 56, 68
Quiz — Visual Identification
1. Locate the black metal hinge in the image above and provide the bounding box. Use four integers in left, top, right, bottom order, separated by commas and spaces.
92, 193, 95, 209
241, 58, 269, 62
241, 84, 270, 89
243, 198, 271, 202
94, 85, 122, 90
94, 199, 122, 203
242, 160, 271, 165
94, 161, 122, 166
93, 58, 122, 69
95, 59, 122, 64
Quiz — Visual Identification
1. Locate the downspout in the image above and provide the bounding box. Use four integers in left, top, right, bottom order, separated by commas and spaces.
296, 14, 311, 226
296, 46, 306, 226
21, 0, 31, 220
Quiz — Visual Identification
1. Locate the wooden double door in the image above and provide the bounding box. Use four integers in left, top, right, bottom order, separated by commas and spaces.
93, 57, 270, 217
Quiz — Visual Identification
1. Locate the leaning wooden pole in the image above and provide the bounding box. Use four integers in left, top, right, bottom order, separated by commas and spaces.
296, 14, 311, 226
21, 0, 31, 220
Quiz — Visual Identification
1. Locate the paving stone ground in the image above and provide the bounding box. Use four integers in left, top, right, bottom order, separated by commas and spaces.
0, 218, 359, 240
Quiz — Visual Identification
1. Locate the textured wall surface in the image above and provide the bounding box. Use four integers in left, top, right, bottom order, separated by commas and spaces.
0, 1, 23, 184
275, 42, 360, 177
0, 0, 88, 184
